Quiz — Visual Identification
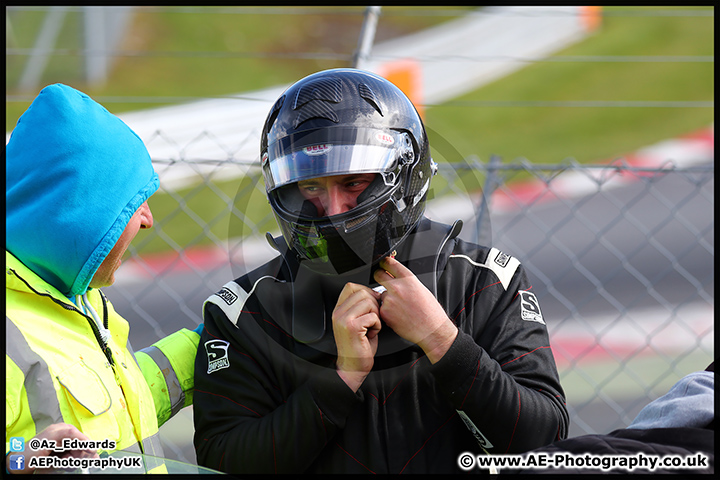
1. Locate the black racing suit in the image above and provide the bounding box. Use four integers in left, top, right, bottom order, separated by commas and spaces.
193, 218, 568, 473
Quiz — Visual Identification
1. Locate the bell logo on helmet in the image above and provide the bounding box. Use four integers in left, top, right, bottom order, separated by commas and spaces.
375, 132, 394, 145
304, 144, 333, 156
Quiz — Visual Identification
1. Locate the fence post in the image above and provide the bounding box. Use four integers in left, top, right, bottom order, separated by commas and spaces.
474, 154, 502, 246
83, 6, 135, 86
17, 7, 67, 91
352, 6, 382, 70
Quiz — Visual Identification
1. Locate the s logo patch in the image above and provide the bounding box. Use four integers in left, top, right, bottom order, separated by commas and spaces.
205, 339, 231, 374
519, 290, 545, 325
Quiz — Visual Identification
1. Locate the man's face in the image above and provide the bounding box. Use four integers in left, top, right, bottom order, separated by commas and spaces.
297, 173, 376, 217
89, 200, 154, 288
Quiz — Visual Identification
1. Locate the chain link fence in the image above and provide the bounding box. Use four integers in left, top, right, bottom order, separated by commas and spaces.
107, 156, 713, 465
7, 5, 713, 468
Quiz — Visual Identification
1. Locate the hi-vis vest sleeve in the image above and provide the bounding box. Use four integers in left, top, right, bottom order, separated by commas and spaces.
5, 253, 175, 473
135, 328, 200, 427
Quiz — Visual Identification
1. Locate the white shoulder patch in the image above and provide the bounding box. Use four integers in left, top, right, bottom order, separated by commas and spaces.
203, 276, 282, 327
449, 247, 520, 291
204, 281, 249, 327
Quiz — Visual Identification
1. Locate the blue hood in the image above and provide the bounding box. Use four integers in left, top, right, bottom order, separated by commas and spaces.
6, 84, 159, 297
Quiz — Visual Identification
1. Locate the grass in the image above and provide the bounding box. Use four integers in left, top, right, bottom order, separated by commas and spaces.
5, 6, 466, 128
424, 6, 714, 165
6, 7, 714, 255
558, 348, 714, 405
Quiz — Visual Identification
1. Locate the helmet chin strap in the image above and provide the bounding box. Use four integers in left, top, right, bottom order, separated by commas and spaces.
264, 217, 463, 349
290, 263, 326, 343
397, 219, 463, 297
292, 256, 378, 344
265, 232, 374, 344
370, 217, 465, 365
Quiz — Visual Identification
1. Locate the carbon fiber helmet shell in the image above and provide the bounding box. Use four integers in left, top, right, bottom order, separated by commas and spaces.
261, 68, 434, 275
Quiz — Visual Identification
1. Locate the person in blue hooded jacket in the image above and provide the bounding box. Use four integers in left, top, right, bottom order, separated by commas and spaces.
5, 84, 201, 474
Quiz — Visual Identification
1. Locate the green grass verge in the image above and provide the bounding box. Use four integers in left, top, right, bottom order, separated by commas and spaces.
6, 6, 466, 129
6, 7, 713, 256
424, 6, 714, 166
559, 348, 714, 405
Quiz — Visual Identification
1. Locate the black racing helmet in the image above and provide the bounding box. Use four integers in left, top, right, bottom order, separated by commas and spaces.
261, 68, 436, 275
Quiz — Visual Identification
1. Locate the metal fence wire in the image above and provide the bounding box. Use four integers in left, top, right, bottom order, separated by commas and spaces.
108, 156, 714, 465
6, 4, 714, 470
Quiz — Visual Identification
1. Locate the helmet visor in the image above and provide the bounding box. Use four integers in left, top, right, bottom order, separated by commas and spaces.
263, 127, 409, 191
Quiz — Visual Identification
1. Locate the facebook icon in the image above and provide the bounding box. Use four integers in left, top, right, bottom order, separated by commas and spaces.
8, 455, 25, 471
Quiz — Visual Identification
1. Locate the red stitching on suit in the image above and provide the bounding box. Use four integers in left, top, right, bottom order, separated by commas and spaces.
399, 412, 457, 473
335, 442, 376, 474
513, 285, 534, 302
452, 281, 501, 322
195, 388, 260, 417
505, 390, 521, 453
461, 359, 481, 409
500, 346, 551, 367
369, 358, 423, 405
261, 317, 292, 337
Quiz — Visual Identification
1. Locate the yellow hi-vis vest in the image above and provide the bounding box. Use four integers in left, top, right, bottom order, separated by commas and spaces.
5, 251, 200, 473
